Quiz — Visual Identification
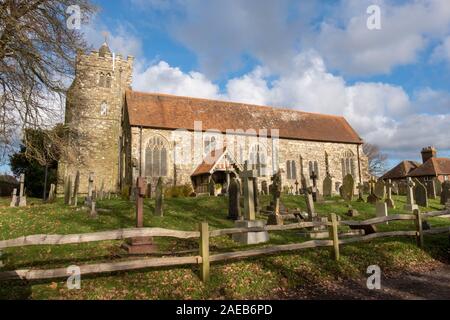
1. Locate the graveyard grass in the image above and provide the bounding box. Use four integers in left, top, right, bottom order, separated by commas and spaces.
0, 195, 449, 300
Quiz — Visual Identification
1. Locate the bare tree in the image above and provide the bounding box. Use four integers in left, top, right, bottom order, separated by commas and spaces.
0, 0, 97, 163
363, 143, 388, 177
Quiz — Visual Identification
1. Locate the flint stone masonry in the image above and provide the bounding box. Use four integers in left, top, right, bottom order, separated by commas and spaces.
59, 46, 369, 194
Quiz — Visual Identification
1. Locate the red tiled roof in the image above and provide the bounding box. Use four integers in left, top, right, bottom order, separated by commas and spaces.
381, 160, 421, 180
409, 158, 450, 177
126, 91, 363, 144
191, 148, 227, 177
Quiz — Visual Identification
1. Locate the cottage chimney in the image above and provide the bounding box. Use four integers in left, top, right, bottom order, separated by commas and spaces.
421, 146, 437, 163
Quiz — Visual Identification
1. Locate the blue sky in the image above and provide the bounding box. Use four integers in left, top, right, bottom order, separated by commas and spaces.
80, 0, 450, 169
29, 0, 450, 174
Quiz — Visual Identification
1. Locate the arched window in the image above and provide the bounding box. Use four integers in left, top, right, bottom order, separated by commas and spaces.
100, 101, 108, 116
341, 150, 356, 178
250, 145, 267, 177
286, 160, 297, 180
99, 72, 105, 87
145, 136, 168, 177
105, 73, 112, 88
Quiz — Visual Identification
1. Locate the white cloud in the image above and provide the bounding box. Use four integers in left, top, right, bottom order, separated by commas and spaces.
431, 36, 450, 64
131, 51, 450, 161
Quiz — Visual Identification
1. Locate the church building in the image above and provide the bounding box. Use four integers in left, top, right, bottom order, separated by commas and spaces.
58, 43, 369, 195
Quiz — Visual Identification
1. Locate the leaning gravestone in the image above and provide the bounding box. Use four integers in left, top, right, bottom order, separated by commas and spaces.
323, 175, 333, 197
267, 170, 283, 226
341, 174, 355, 202
404, 177, 418, 212
414, 179, 428, 208
227, 177, 241, 220
440, 181, 450, 206
366, 177, 378, 204
155, 177, 164, 217
425, 180, 436, 200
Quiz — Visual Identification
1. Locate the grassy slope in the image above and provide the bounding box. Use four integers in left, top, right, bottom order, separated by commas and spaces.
0, 194, 448, 300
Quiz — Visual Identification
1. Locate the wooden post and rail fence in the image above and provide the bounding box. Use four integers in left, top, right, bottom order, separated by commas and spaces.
0, 209, 448, 282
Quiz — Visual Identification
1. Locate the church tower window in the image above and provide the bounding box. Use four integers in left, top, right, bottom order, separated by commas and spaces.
99, 72, 105, 87
145, 136, 168, 177
105, 73, 112, 88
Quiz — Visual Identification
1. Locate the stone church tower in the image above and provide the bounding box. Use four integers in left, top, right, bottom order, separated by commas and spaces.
58, 43, 134, 193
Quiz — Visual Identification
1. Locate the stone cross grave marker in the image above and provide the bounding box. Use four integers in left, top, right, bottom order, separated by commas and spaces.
10, 188, 17, 207
426, 180, 436, 200
341, 174, 355, 202
310, 171, 318, 202
18, 174, 27, 207
301, 173, 316, 220
439, 181, 450, 206
323, 175, 332, 197
239, 161, 258, 221
155, 177, 164, 217
384, 179, 396, 209
413, 179, 428, 208
227, 177, 241, 220
404, 177, 418, 212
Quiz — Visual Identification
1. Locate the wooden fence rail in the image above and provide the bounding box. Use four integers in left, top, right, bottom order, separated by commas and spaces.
0, 210, 449, 282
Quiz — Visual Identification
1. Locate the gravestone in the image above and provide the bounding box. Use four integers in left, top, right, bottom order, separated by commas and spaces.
363, 182, 370, 194
301, 174, 316, 220
253, 177, 260, 215
48, 184, 56, 203
64, 176, 70, 205
346, 205, 359, 217
227, 177, 241, 220
233, 162, 269, 244
99, 180, 105, 201
18, 174, 27, 207
435, 179, 442, 197
72, 171, 80, 206
398, 182, 407, 196
155, 177, 164, 217
123, 177, 157, 254
404, 177, 419, 212
67, 176, 73, 205
295, 180, 300, 195
366, 176, 378, 204
439, 181, 450, 206
341, 174, 355, 202
146, 183, 152, 198
426, 180, 437, 200
414, 179, 428, 208
335, 182, 342, 194
384, 179, 396, 209
9, 188, 17, 207
310, 171, 318, 202
208, 178, 215, 197
323, 175, 333, 197
267, 170, 283, 226
375, 201, 388, 224
357, 182, 365, 202
85, 172, 94, 206
374, 179, 386, 200
89, 201, 97, 218
261, 180, 269, 195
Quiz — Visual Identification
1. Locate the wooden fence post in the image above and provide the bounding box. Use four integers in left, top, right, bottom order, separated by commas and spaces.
329, 213, 340, 261
414, 209, 424, 248
199, 222, 210, 282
